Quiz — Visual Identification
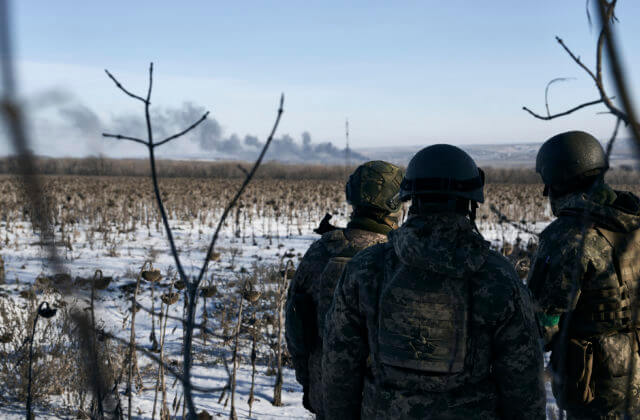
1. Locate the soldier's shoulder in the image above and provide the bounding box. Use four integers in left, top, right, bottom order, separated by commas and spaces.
539, 216, 583, 244
344, 228, 387, 248
304, 236, 331, 256
347, 242, 389, 272
538, 216, 602, 261
296, 237, 332, 271
318, 229, 350, 255
320, 228, 346, 243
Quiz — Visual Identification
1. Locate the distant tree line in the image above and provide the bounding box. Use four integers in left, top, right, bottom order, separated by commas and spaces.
0, 156, 637, 184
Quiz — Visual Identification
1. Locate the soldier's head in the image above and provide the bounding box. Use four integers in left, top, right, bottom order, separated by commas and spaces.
346, 160, 404, 228
536, 130, 608, 199
399, 144, 484, 219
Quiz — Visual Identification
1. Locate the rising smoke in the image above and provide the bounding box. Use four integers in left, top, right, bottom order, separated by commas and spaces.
20, 89, 366, 163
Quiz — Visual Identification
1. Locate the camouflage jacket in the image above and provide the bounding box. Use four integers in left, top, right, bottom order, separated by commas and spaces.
527, 186, 640, 415
284, 222, 388, 408
323, 214, 546, 419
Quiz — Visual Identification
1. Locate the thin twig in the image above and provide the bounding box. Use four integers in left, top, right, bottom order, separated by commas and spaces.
489, 204, 539, 236
556, 36, 598, 83
522, 99, 605, 121
140, 63, 190, 286
105, 69, 148, 104
196, 93, 285, 285
598, 0, 640, 148
154, 112, 210, 148
102, 133, 149, 146
523, 1, 624, 125
545, 77, 575, 117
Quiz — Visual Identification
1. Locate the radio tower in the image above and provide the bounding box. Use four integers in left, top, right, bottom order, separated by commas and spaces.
345, 118, 351, 169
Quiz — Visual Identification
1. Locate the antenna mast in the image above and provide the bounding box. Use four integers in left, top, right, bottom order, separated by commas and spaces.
345, 118, 350, 169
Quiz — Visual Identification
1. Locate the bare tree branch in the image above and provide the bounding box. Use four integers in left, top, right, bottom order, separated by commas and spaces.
145, 62, 153, 103
154, 111, 210, 148
545, 77, 575, 117
522, 98, 604, 120
196, 93, 285, 285
598, 0, 640, 148
103, 63, 285, 419
138, 62, 190, 285
104, 69, 148, 104
102, 133, 150, 146
555, 36, 598, 83
524, 1, 625, 124
181, 93, 285, 419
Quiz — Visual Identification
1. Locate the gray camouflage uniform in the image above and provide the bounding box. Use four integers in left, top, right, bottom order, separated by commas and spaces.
323, 214, 546, 419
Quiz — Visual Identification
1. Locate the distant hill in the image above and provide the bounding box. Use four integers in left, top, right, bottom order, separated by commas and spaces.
356, 138, 639, 168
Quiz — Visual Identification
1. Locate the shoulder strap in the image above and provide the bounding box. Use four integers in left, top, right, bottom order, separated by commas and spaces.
593, 226, 631, 252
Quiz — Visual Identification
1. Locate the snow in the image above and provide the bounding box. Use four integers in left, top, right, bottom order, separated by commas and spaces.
0, 210, 560, 419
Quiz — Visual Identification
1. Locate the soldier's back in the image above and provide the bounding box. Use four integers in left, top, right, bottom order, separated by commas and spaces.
323, 214, 545, 419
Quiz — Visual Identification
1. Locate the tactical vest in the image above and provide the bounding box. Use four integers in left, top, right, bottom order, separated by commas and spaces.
553, 226, 640, 410
315, 230, 361, 343
377, 263, 469, 373
575, 226, 640, 331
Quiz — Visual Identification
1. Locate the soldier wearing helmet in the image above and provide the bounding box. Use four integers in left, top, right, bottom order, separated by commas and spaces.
322, 144, 545, 419
285, 160, 404, 418
528, 131, 640, 419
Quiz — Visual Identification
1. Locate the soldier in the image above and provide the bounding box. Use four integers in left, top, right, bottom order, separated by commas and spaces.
528, 131, 640, 419
323, 144, 546, 419
285, 160, 404, 418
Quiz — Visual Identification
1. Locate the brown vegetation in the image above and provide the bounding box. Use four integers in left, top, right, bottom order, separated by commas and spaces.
0, 157, 638, 184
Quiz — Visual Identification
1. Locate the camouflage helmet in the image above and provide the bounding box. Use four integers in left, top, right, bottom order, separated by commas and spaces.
399, 144, 484, 203
345, 160, 404, 213
536, 130, 608, 188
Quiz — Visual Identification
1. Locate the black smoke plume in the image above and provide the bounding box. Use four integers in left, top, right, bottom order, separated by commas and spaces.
22, 89, 366, 162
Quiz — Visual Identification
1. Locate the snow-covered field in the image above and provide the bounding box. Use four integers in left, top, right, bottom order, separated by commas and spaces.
0, 205, 559, 419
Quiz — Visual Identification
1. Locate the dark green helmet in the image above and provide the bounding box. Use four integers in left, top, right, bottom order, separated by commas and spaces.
346, 160, 404, 213
536, 130, 608, 188
399, 144, 484, 203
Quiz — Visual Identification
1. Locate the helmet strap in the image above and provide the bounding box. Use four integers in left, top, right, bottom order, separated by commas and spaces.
469, 201, 483, 235
469, 201, 478, 222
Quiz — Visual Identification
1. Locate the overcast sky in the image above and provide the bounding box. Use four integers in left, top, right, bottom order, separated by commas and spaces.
2, 0, 639, 159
